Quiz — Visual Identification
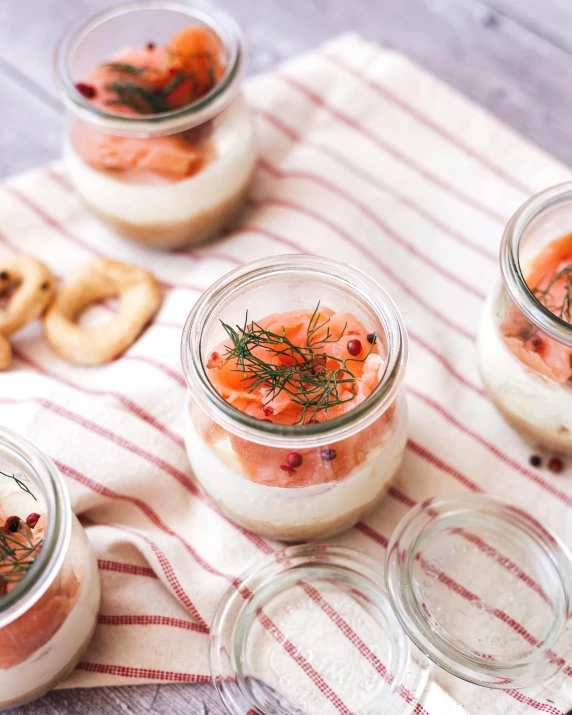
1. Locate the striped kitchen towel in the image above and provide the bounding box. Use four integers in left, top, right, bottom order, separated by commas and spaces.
1, 32, 572, 715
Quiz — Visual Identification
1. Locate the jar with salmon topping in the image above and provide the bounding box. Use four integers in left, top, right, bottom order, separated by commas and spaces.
181, 255, 409, 541
55, 0, 257, 250
0, 427, 100, 710
478, 183, 572, 454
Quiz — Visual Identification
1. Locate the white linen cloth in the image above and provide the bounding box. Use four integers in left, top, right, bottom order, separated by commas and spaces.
1, 32, 571, 714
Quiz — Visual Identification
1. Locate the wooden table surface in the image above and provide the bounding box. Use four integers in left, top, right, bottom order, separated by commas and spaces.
2, 0, 572, 712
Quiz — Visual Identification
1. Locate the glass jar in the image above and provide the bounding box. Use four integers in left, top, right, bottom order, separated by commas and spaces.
210, 495, 572, 714
55, 0, 257, 250
478, 183, 572, 453
181, 255, 409, 541
0, 427, 100, 710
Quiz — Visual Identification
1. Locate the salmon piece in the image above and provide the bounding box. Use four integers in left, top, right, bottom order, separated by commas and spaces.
169, 25, 225, 100
501, 234, 572, 383
206, 307, 390, 486
526, 233, 572, 295
0, 566, 80, 669
72, 125, 204, 180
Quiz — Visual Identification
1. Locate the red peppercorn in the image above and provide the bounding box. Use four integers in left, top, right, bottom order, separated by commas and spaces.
320, 448, 337, 462
75, 82, 97, 99
548, 457, 564, 474
146, 42, 156, 50
529, 455, 542, 468
4, 516, 20, 533
287, 452, 303, 469
263, 406, 274, 416
367, 333, 376, 344
531, 336, 544, 352
279, 465, 295, 474
26, 513, 41, 529
347, 339, 362, 357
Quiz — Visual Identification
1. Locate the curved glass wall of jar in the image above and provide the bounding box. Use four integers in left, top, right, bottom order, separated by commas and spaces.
181, 255, 409, 541
0, 428, 100, 710
54, 1, 257, 250
478, 183, 572, 454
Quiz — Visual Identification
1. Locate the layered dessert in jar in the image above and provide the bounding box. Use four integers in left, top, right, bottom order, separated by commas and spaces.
0, 429, 100, 710
478, 184, 572, 453
55, 1, 257, 249
181, 256, 408, 541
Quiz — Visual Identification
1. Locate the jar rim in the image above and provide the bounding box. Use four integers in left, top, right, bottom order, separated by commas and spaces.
54, 0, 245, 137
0, 427, 71, 628
180, 254, 409, 448
501, 181, 572, 347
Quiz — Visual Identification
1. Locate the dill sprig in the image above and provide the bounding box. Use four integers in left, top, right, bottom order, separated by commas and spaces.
219, 304, 376, 425
0, 470, 37, 501
105, 62, 147, 75
104, 81, 172, 114
0, 471, 42, 592
0, 529, 42, 586
103, 51, 217, 114
533, 264, 572, 323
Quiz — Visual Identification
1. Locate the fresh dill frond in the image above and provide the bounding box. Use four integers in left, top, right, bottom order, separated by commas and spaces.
533, 264, 572, 322
0, 470, 37, 501
219, 303, 375, 425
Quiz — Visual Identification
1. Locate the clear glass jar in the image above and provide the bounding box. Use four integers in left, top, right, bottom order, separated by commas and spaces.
210, 495, 572, 714
55, 0, 257, 250
478, 183, 572, 453
0, 427, 100, 710
181, 255, 409, 541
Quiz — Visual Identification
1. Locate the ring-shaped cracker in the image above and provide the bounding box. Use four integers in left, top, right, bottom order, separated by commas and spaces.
44, 258, 162, 365
0, 334, 12, 371
0, 255, 56, 336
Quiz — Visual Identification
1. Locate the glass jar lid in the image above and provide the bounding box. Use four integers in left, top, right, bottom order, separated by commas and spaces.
210, 495, 572, 714
211, 544, 430, 714
386, 494, 572, 689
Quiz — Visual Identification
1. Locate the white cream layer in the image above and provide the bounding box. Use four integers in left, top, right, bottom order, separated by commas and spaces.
0, 524, 100, 707
64, 95, 257, 227
477, 288, 572, 440
184, 403, 407, 531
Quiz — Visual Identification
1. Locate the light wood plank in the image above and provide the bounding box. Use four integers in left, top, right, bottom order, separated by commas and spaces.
484, 0, 572, 55
11, 683, 226, 714
0, 73, 61, 177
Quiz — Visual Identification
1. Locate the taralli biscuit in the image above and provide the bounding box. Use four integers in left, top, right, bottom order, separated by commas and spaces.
44, 258, 162, 365
0, 255, 56, 336
0, 335, 12, 371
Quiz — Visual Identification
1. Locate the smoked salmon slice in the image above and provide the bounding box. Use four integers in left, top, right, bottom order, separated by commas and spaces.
502, 234, 572, 383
